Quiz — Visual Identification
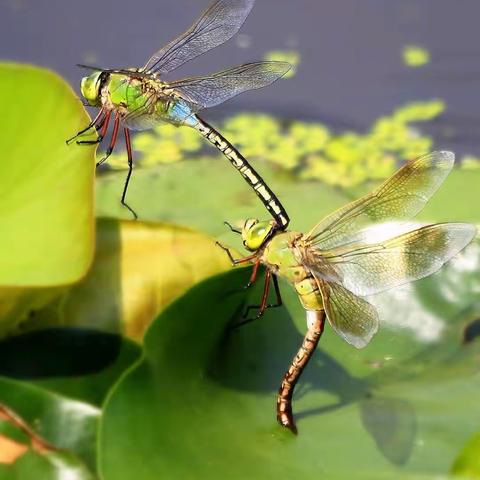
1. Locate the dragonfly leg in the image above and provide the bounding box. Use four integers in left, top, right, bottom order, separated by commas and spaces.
120, 128, 138, 220
77, 110, 111, 146
94, 112, 108, 132
97, 113, 120, 166
231, 274, 282, 330
241, 272, 282, 323
277, 310, 326, 434
245, 260, 261, 289
215, 242, 257, 266
66, 108, 105, 145
244, 269, 271, 318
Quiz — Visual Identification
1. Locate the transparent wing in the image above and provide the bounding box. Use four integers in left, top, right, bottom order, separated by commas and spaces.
143, 0, 255, 74
122, 110, 160, 131
303, 223, 475, 297
316, 278, 379, 349
169, 62, 290, 109
304, 151, 455, 250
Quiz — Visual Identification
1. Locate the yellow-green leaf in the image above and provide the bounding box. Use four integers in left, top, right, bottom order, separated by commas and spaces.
27, 219, 234, 341
0, 63, 96, 334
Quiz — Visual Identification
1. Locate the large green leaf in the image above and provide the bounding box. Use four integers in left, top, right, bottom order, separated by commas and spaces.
99, 234, 480, 479
0, 328, 142, 478
0, 449, 95, 480
0, 63, 95, 333
24, 219, 234, 341
0, 402, 95, 480
0, 328, 141, 407
95, 158, 349, 237
0, 378, 99, 473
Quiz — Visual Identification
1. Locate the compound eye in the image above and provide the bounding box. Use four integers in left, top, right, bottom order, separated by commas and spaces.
80, 72, 103, 106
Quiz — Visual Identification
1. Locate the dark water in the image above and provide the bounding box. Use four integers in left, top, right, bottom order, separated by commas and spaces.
1, 0, 480, 153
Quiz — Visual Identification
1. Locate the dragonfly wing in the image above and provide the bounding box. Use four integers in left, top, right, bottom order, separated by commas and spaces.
316, 278, 379, 349
304, 151, 454, 250
168, 62, 290, 109
122, 111, 161, 131
305, 223, 476, 297
143, 0, 255, 74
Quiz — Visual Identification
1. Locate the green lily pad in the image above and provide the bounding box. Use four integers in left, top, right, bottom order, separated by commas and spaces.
0, 63, 95, 333
0, 450, 95, 480
95, 158, 349, 237
0, 328, 141, 406
99, 232, 480, 480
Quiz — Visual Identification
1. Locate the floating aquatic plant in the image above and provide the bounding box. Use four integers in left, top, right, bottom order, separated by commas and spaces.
402, 45, 431, 68
104, 99, 445, 189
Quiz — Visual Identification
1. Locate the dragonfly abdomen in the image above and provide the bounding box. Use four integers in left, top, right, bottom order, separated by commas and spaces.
277, 310, 326, 433
193, 117, 290, 229
294, 275, 324, 312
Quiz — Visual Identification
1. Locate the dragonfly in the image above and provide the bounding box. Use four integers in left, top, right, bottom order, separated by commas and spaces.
67, 0, 290, 225
218, 151, 476, 433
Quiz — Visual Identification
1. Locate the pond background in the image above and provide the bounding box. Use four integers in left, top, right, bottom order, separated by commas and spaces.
1, 2, 480, 479
2, 0, 480, 155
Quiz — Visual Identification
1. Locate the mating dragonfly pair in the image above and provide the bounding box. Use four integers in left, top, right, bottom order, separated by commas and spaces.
69, 0, 476, 433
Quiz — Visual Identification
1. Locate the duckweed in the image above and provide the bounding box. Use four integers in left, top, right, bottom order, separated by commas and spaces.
402, 45, 431, 67
102, 99, 446, 188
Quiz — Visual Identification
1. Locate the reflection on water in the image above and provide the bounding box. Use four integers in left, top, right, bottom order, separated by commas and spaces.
360, 395, 416, 466
371, 284, 446, 343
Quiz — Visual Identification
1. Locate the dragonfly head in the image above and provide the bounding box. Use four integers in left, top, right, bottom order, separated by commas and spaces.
242, 219, 276, 251
80, 71, 104, 106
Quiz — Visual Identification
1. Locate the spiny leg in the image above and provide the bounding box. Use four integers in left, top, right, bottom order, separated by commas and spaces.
277, 310, 326, 434
120, 127, 138, 220
66, 108, 105, 145
215, 242, 258, 266
244, 269, 271, 318
237, 273, 282, 328
220, 222, 261, 289
97, 113, 120, 166
94, 110, 108, 132
77, 110, 111, 146
246, 260, 261, 289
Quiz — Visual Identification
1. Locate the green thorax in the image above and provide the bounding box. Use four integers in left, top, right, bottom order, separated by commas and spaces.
262, 232, 323, 312
103, 73, 197, 128
261, 232, 305, 283
105, 74, 167, 116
